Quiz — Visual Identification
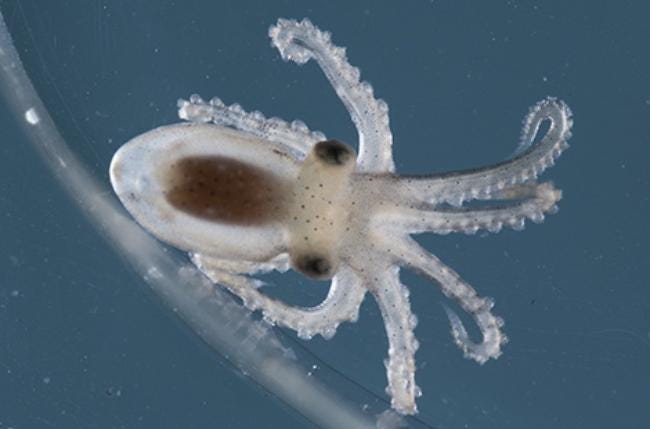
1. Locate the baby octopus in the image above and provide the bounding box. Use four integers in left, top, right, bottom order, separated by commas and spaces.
110, 18, 573, 414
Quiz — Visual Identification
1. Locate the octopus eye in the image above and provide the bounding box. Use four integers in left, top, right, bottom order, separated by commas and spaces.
294, 253, 332, 279
314, 140, 354, 166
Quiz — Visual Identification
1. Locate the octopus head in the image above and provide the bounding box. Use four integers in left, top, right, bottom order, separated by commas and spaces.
287, 139, 356, 280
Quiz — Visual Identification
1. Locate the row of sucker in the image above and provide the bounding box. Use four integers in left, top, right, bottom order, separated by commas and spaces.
404, 97, 572, 207
294, 266, 367, 341
391, 181, 562, 235
176, 265, 291, 356
192, 254, 367, 340
269, 18, 395, 173
178, 94, 325, 158
368, 265, 421, 415
390, 236, 507, 364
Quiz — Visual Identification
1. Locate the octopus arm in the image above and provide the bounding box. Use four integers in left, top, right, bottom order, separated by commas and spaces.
177, 95, 324, 159
192, 254, 367, 340
386, 181, 562, 235
396, 97, 573, 206
390, 237, 507, 364
269, 18, 395, 173
368, 266, 420, 415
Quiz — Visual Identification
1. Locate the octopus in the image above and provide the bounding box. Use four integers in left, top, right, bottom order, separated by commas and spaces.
109, 18, 573, 414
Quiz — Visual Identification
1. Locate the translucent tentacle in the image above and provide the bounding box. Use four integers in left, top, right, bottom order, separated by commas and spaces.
192, 254, 367, 340
269, 18, 395, 173
178, 94, 325, 158
384, 182, 562, 235
367, 266, 420, 415
390, 237, 507, 363
395, 97, 572, 206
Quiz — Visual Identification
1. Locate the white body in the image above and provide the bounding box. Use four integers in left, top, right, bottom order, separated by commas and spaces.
110, 18, 572, 415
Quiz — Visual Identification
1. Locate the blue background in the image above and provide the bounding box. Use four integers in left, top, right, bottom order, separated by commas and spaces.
1, 1, 648, 428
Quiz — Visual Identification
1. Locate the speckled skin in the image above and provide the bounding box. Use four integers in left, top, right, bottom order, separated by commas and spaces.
110, 18, 572, 414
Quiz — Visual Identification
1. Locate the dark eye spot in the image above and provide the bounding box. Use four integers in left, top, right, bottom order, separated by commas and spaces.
314, 140, 353, 166
295, 253, 332, 279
